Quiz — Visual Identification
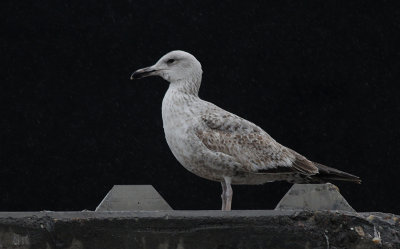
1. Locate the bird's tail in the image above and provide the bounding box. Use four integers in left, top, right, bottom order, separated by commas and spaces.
313, 162, 361, 184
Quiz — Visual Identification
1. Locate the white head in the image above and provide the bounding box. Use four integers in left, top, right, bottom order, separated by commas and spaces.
131, 50, 202, 84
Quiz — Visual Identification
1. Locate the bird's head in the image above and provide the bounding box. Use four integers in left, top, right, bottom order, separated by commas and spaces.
130, 50, 202, 83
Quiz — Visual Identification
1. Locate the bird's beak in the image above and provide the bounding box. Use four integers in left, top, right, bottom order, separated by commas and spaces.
130, 66, 159, 80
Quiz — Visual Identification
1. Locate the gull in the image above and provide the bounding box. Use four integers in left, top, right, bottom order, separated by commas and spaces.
130, 50, 360, 211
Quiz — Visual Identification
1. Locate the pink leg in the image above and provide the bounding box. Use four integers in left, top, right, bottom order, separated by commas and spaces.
224, 177, 233, 211
221, 181, 227, 210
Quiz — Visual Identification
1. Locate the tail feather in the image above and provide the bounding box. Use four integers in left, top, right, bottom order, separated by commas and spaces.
313, 162, 361, 184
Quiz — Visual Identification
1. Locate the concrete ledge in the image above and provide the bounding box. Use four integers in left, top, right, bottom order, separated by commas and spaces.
0, 210, 399, 249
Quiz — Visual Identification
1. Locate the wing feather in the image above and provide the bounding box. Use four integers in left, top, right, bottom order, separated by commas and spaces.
195, 106, 318, 175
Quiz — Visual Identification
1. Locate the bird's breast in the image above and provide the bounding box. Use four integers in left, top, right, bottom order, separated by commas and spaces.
161, 91, 213, 173
162, 90, 198, 152
162, 92, 192, 134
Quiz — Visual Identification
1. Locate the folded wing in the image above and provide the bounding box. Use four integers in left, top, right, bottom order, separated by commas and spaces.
195, 104, 318, 175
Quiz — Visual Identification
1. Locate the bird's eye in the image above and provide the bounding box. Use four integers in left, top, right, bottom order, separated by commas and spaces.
167, 59, 175, 64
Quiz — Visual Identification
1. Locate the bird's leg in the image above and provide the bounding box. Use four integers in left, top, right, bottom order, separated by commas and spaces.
221, 181, 227, 210
223, 176, 233, 211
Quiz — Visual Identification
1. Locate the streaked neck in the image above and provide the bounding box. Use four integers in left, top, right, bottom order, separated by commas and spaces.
168, 73, 202, 96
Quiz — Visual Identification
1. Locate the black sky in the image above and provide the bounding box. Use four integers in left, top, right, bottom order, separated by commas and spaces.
1, 0, 399, 213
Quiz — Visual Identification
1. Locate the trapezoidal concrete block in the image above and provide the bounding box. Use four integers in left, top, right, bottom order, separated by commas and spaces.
275, 183, 355, 212
95, 185, 172, 211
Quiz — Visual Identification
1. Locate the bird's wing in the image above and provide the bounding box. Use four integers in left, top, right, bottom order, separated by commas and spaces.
195, 104, 318, 175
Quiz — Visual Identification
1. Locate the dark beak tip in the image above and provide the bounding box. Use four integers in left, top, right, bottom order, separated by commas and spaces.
130, 71, 140, 80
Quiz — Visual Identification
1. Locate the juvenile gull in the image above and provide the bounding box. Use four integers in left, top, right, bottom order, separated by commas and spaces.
130, 50, 360, 211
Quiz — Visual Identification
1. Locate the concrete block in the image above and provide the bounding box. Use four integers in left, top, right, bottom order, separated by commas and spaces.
95, 185, 172, 211
275, 183, 355, 212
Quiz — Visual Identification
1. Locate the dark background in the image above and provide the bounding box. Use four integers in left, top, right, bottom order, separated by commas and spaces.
1, 0, 399, 213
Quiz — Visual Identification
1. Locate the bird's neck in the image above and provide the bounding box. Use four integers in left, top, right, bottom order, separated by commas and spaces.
168, 73, 202, 96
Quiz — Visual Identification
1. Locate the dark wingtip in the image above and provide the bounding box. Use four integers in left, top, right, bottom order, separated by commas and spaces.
313, 162, 362, 184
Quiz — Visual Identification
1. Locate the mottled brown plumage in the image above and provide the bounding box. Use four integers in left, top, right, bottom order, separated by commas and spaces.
197, 110, 318, 175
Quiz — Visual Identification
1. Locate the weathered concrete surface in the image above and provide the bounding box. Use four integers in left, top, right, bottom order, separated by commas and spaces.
95, 185, 172, 211
0, 210, 399, 249
275, 183, 355, 212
